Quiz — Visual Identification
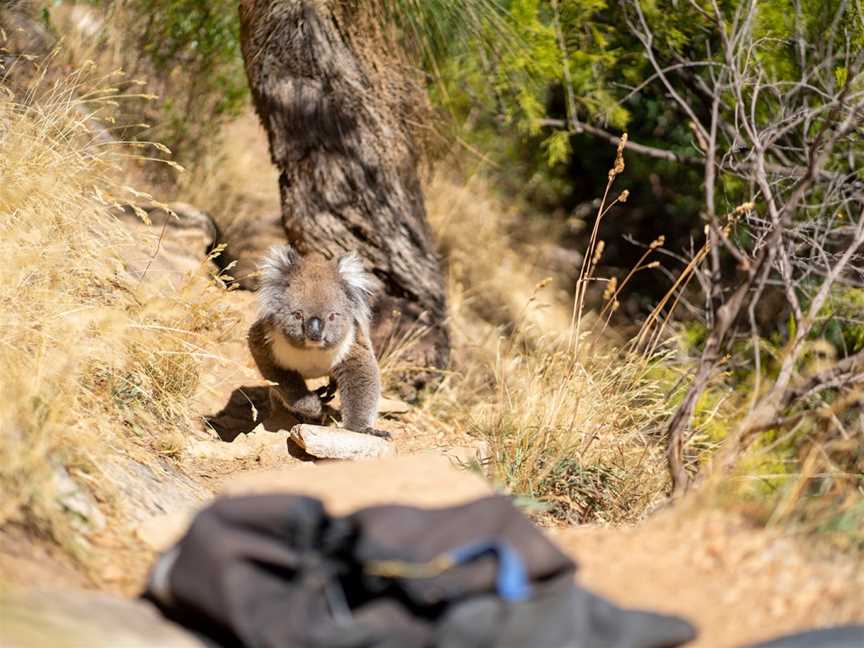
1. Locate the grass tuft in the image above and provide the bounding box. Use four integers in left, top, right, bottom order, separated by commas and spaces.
423, 168, 674, 524
0, 57, 228, 549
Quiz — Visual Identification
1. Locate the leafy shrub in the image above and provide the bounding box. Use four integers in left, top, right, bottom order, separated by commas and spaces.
126, 0, 247, 157
48, 0, 248, 170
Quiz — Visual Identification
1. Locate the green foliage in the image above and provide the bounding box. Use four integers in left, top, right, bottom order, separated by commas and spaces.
692, 386, 731, 445
541, 129, 571, 166
420, 0, 864, 297
417, 1, 706, 274
818, 499, 864, 548
813, 287, 864, 355
47, 0, 248, 167
429, 0, 631, 144
680, 321, 709, 353
535, 456, 624, 524
125, 0, 247, 161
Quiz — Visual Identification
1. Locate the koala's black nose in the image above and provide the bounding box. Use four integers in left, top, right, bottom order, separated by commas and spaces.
306, 317, 324, 341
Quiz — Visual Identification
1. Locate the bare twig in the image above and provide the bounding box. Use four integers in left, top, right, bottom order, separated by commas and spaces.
538, 117, 702, 165
623, 0, 864, 494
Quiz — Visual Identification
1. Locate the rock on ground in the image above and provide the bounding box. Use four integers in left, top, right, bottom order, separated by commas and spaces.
102, 456, 211, 524
52, 463, 106, 533
289, 424, 395, 460
186, 426, 291, 463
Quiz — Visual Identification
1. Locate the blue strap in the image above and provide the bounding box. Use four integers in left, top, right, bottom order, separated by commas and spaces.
448, 540, 532, 602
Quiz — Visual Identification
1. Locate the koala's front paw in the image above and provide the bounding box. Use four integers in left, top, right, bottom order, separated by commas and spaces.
271, 387, 323, 421
290, 392, 324, 420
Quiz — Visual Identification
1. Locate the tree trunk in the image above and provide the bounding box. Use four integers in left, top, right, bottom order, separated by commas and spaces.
238, 0, 449, 391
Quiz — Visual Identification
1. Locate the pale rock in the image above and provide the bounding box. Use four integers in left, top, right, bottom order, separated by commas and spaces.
185, 439, 250, 461
52, 463, 106, 533
379, 396, 411, 414
289, 424, 394, 460
102, 456, 210, 524
186, 426, 292, 462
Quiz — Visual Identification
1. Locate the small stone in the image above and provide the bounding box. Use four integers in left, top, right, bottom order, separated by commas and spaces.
186, 427, 292, 462
289, 424, 394, 460
186, 438, 251, 461
379, 396, 410, 414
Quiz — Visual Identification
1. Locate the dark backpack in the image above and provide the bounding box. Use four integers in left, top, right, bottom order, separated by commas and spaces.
143, 493, 696, 648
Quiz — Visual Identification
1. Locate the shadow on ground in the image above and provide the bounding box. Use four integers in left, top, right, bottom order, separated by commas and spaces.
203, 386, 272, 442
203, 386, 336, 460
202, 385, 325, 446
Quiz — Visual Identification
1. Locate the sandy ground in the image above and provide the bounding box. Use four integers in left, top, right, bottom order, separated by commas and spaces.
552, 509, 864, 647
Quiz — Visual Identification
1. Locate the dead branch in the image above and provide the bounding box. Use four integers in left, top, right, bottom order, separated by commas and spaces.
624, 0, 864, 495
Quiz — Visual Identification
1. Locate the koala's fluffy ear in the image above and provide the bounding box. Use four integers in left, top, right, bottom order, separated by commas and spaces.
337, 251, 376, 325
260, 244, 298, 280
258, 244, 298, 316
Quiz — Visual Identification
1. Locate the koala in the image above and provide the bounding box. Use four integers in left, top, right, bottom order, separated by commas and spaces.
248, 244, 385, 437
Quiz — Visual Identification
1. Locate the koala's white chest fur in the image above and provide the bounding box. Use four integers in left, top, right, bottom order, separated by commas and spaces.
270, 328, 354, 379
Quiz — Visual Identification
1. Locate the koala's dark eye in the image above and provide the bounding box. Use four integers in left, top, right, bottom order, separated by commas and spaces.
328, 313, 337, 322
293, 311, 302, 321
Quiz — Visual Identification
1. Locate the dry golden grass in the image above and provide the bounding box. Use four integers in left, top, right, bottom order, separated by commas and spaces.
0, 62, 229, 546
424, 161, 864, 538
422, 166, 675, 524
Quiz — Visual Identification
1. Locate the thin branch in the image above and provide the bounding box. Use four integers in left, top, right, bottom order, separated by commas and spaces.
537, 117, 702, 165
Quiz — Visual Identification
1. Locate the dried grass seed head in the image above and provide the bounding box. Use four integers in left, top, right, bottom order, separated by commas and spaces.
609, 133, 628, 179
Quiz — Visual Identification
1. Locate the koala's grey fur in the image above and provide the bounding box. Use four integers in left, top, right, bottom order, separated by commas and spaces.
248, 244, 384, 436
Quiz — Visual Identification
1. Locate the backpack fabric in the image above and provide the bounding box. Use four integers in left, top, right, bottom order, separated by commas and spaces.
143, 493, 697, 648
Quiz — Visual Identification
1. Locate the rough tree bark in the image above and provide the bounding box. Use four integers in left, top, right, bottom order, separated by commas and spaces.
238, 0, 449, 388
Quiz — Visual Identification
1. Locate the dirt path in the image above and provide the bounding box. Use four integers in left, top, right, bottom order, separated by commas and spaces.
3, 282, 863, 648
552, 510, 864, 647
